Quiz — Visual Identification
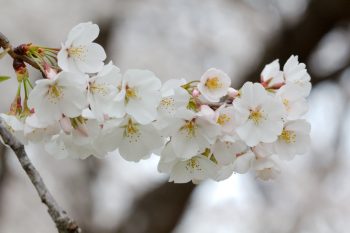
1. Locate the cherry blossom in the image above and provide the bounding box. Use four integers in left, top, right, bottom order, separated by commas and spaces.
58, 22, 106, 73
28, 71, 88, 125
197, 68, 231, 102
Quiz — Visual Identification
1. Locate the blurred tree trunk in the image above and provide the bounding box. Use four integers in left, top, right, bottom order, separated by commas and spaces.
239, 0, 350, 86
115, 182, 195, 233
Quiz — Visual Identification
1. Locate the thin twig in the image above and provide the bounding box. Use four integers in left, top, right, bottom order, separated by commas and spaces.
0, 119, 81, 233
0, 32, 41, 70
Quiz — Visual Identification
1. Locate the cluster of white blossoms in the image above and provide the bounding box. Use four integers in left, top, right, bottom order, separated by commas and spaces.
0, 22, 312, 183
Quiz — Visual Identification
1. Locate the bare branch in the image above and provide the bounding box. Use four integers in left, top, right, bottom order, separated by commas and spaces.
0, 119, 81, 233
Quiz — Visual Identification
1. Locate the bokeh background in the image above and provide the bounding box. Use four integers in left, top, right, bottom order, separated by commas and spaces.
0, 0, 350, 232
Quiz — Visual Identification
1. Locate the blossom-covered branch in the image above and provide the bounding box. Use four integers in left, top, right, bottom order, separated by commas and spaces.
0, 22, 312, 185
0, 118, 81, 233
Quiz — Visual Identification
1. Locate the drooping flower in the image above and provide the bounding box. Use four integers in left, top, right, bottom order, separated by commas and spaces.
253, 157, 280, 181
158, 143, 217, 183
24, 114, 60, 143
44, 118, 106, 159
234, 82, 285, 146
197, 68, 231, 102
28, 71, 88, 125
97, 116, 163, 162
212, 140, 247, 166
57, 22, 106, 74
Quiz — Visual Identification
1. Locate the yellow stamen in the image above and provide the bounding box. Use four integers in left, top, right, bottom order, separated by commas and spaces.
249, 109, 263, 125
283, 98, 290, 111
48, 84, 63, 103
180, 120, 197, 137
279, 129, 296, 144
205, 77, 222, 90
67, 46, 86, 60
90, 83, 108, 96
125, 85, 138, 102
160, 97, 174, 107
186, 158, 201, 171
217, 114, 231, 125
125, 118, 139, 136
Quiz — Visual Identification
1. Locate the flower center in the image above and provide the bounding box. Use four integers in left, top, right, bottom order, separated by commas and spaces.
249, 109, 263, 125
90, 82, 108, 96
180, 119, 197, 137
283, 98, 290, 111
217, 114, 231, 125
160, 97, 174, 107
67, 46, 86, 60
186, 158, 201, 171
205, 77, 222, 90
125, 85, 138, 102
48, 84, 63, 103
125, 118, 139, 136
279, 129, 296, 144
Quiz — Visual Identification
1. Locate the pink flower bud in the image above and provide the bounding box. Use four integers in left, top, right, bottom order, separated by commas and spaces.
192, 89, 200, 97
44, 64, 57, 79
59, 117, 73, 134
75, 124, 89, 137
227, 87, 238, 98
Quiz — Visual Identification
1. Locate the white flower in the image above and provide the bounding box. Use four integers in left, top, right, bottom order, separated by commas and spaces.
234, 82, 285, 146
197, 68, 231, 102
214, 105, 241, 141
113, 69, 162, 124
87, 62, 123, 121
45, 118, 107, 159
232, 149, 255, 174
283, 55, 312, 97
28, 71, 88, 125
155, 79, 190, 130
158, 144, 217, 183
276, 83, 308, 120
270, 119, 311, 160
24, 114, 60, 143
98, 117, 163, 162
167, 108, 221, 159
215, 147, 255, 178
212, 140, 247, 166
58, 22, 106, 73
253, 157, 280, 181
260, 59, 284, 88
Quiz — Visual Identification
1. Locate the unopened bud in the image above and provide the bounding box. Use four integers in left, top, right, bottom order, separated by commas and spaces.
227, 87, 238, 98
44, 63, 57, 79
192, 89, 200, 97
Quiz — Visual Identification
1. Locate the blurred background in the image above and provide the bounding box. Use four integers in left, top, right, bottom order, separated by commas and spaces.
0, 0, 350, 232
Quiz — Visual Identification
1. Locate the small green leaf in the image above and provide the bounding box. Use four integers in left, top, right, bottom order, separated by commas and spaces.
0, 76, 10, 83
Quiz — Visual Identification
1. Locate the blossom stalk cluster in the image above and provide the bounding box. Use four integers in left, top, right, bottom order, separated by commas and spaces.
0, 22, 312, 183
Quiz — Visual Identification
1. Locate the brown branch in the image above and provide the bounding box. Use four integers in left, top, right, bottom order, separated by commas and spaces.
0, 119, 81, 233
0, 32, 41, 70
